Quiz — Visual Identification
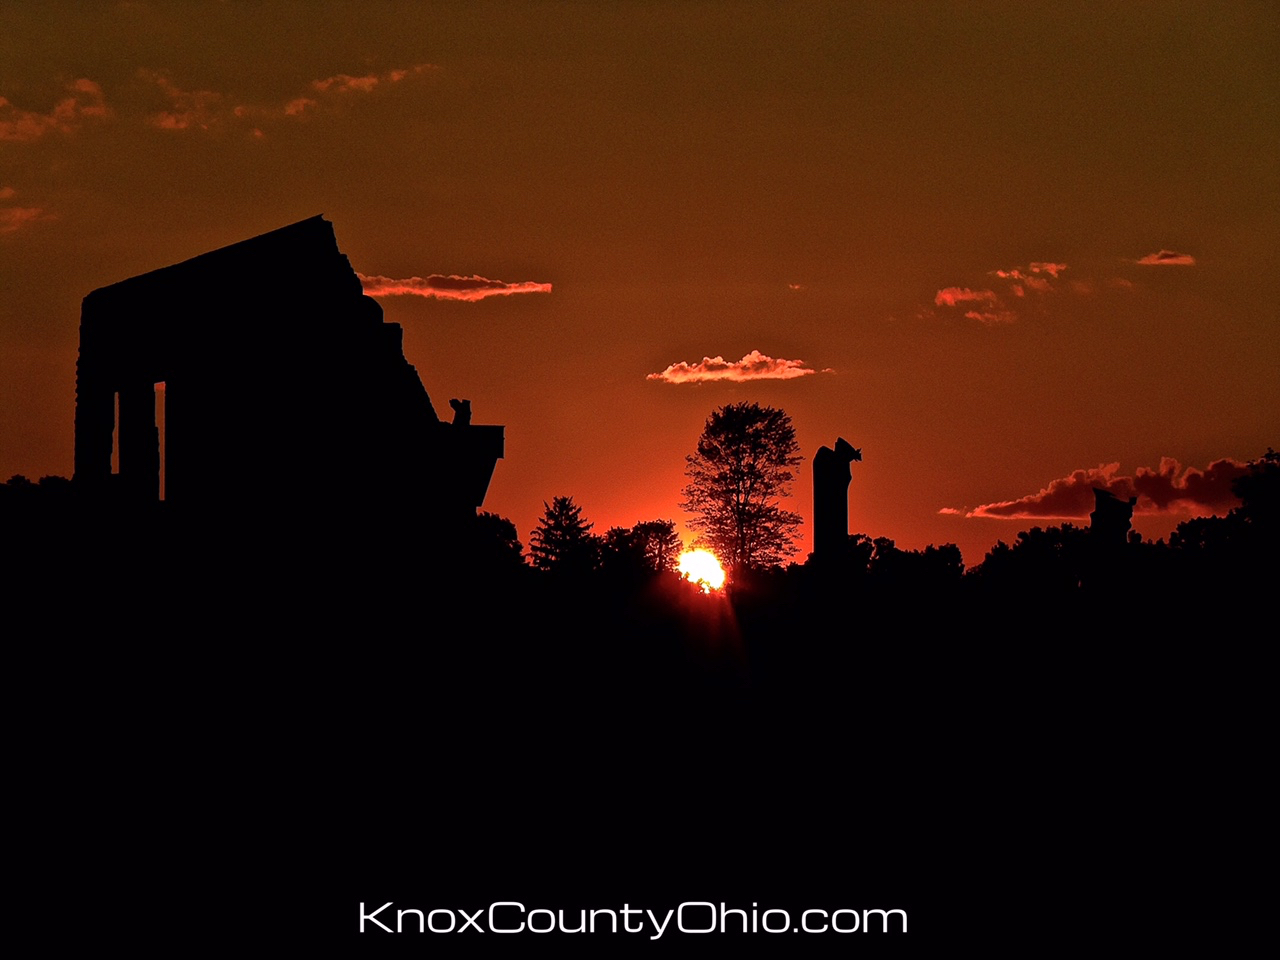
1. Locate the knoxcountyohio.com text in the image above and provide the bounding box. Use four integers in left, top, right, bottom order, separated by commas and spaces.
359, 901, 908, 939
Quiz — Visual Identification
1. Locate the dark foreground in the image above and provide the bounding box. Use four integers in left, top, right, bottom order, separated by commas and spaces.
7, 509, 1270, 957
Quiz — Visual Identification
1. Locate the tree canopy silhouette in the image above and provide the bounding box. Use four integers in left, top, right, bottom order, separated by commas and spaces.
600, 519, 683, 577
467, 511, 526, 572
681, 402, 803, 573
629, 519, 683, 573
529, 495, 599, 574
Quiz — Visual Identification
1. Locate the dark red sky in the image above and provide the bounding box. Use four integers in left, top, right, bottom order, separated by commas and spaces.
2, 1, 1277, 565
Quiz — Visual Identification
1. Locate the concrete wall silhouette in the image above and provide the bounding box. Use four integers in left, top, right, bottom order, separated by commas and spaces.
73, 216, 502, 526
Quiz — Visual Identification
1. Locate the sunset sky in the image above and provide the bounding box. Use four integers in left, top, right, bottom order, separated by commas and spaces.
3, 1, 1277, 566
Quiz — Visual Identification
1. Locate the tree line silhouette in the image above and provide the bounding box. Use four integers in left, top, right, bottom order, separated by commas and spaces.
5, 438, 1275, 615
4, 394, 1274, 671
526, 497, 682, 579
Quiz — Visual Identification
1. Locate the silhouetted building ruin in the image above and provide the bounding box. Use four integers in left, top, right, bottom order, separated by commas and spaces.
812, 437, 861, 559
1089, 487, 1137, 546
72, 216, 502, 529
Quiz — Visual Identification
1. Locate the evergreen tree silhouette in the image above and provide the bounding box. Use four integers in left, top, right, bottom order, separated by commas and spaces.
529, 496, 599, 575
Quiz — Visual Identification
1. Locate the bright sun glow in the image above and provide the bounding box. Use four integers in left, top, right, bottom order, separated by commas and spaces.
677, 549, 726, 593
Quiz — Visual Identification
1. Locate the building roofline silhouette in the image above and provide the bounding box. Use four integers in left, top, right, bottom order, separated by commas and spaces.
73, 216, 502, 525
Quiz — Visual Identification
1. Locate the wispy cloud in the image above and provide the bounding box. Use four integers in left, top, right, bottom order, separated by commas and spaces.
991, 262, 1067, 282
932, 262, 1074, 324
929, 251, 1184, 326
958, 457, 1247, 520
963, 309, 1017, 325
313, 74, 379, 95
0, 187, 52, 234
282, 98, 317, 117
138, 69, 222, 131
358, 273, 552, 301
312, 64, 437, 95
647, 350, 820, 384
934, 287, 999, 308
0, 78, 110, 142
1136, 249, 1196, 266
0, 205, 51, 234
140, 62, 439, 134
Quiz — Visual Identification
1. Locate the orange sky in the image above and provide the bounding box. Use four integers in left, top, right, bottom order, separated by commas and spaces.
2, 1, 1277, 566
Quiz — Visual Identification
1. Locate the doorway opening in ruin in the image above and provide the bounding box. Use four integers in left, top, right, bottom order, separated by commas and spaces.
107, 385, 164, 500
156, 381, 165, 501
111, 391, 120, 475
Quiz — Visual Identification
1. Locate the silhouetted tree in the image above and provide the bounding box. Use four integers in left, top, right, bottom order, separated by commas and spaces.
1168, 515, 1230, 554
846, 533, 875, 572
1233, 447, 1278, 532
1166, 448, 1279, 593
682, 402, 803, 574
863, 538, 964, 592
970, 523, 1089, 596
599, 527, 646, 581
599, 519, 682, 577
529, 496, 599, 575
1, 474, 71, 508
629, 519, 683, 573
468, 511, 525, 572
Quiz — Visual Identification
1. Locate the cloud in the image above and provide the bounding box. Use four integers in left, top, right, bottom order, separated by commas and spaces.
647, 350, 819, 384
3, 63, 439, 142
1131, 457, 1246, 511
931, 255, 1180, 326
937, 507, 962, 516
991, 262, 1067, 283
139, 69, 223, 130
0, 187, 52, 234
934, 287, 998, 308
962, 309, 1017, 325
932, 260, 1087, 324
0, 78, 110, 142
282, 98, 317, 117
963, 457, 1248, 520
0, 205, 51, 234
358, 273, 552, 301
312, 63, 438, 95
1136, 250, 1196, 266
990, 262, 1067, 295
138, 62, 439, 135
313, 74, 378, 94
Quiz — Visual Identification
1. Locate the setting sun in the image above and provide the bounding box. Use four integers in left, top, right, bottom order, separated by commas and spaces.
677, 549, 726, 593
